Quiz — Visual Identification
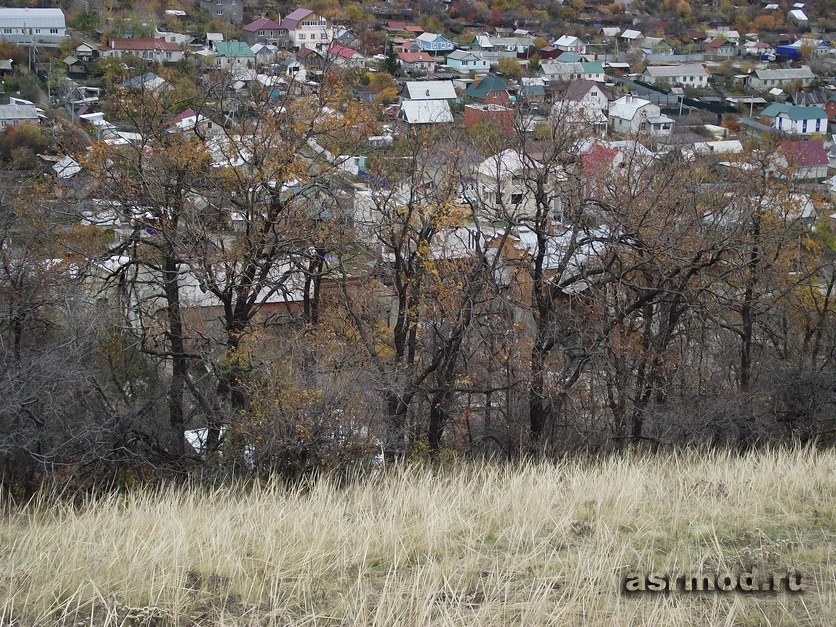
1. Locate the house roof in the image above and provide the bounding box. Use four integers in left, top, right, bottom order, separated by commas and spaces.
447, 49, 478, 61
215, 41, 255, 57
788, 9, 808, 21
109, 38, 181, 51
399, 51, 434, 63
609, 95, 653, 120
0, 7, 65, 28
581, 61, 603, 73
279, 8, 316, 29
645, 64, 709, 77
641, 36, 669, 48
243, 16, 283, 32
329, 45, 360, 59
398, 99, 453, 123
557, 52, 582, 62
0, 103, 39, 120
776, 105, 828, 121
754, 66, 814, 80
554, 35, 581, 47
781, 140, 827, 167
477, 149, 527, 178
621, 29, 642, 40
707, 37, 735, 49
563, 79, 602, 101
404, 80, 457, 100
120, 72, 169, 90
465, 75, 508, 99
417, 32, 451, 44
761, 102, 792, 117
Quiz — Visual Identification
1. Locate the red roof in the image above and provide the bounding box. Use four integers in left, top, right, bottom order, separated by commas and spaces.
398, 51, 433, 63
109, 38, 181, 51
329, 45, 359, 59
781, 140, 828, 168
243, 17, 283, 32
279, 8, 315, 29
170, 108, 197, 124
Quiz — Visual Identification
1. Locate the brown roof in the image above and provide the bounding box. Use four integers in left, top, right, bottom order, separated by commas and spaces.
398, 51, 433, 63
109, 38, 181, 51
707, 38, 733, 49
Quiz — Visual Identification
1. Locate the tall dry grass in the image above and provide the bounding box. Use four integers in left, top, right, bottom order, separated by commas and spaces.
1, 447, 834, 626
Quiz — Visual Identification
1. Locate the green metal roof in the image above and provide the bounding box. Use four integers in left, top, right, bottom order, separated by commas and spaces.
215, 41, 255, 58
464, 75, 508, 99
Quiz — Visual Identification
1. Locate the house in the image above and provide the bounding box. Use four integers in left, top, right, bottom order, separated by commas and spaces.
538, 45, 560, 60
401, 80, 457, 102
772, 105, 829, 135
464, 104, 514, 135
397, 100, 453, 124
540, 61, 604, 82
283, 56, 308, 83
251, 43, 280, 65
103, 39, 184, 63
200, 0, 242, 25
464, 75, 511, 106
640, 37, 673, 55
213, 41, 255, 68
329, 45, 366, 68
552, 79, 609, 133
120, 72, 172, 93
471, 32, 535, 55
168, 108, 218, 137
154, 29, 193, 45
0, 8, 66, 44
0, 103, 39, 130
787, 9, 808, 26
554, 35, 586, 54
643, 64, 710, 88
706, 38, 737, 58
748, 66, 815, 90
472, 149, 555, 220
620, 29, 643, 45
775, 140, 828, 179
519, 77, 547, 106
398, 51, 435, 74
445, 49, 490, 73
706, 28, 740, 44
74, 42, 100, 62
825, 95, 836, 122
279, 8, 332, 51
416, 32, 455, 54
609, 94, 673, 136
242, 16, 288, 47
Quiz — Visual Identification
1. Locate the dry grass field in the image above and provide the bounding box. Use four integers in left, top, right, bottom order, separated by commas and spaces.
1, 447, 835, 626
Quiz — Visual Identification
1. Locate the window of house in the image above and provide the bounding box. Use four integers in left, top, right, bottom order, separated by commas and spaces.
510, 193, 523, 205
35, 29, 41, 34
50, 28, 58, 34
299, 33, 305, 39
802, 119, 807, 133
2, 28, 10, 34
166, 52, 172, 59
216, 9, 223, 15
258, 30, 264, 36
321, 33, 327, 39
